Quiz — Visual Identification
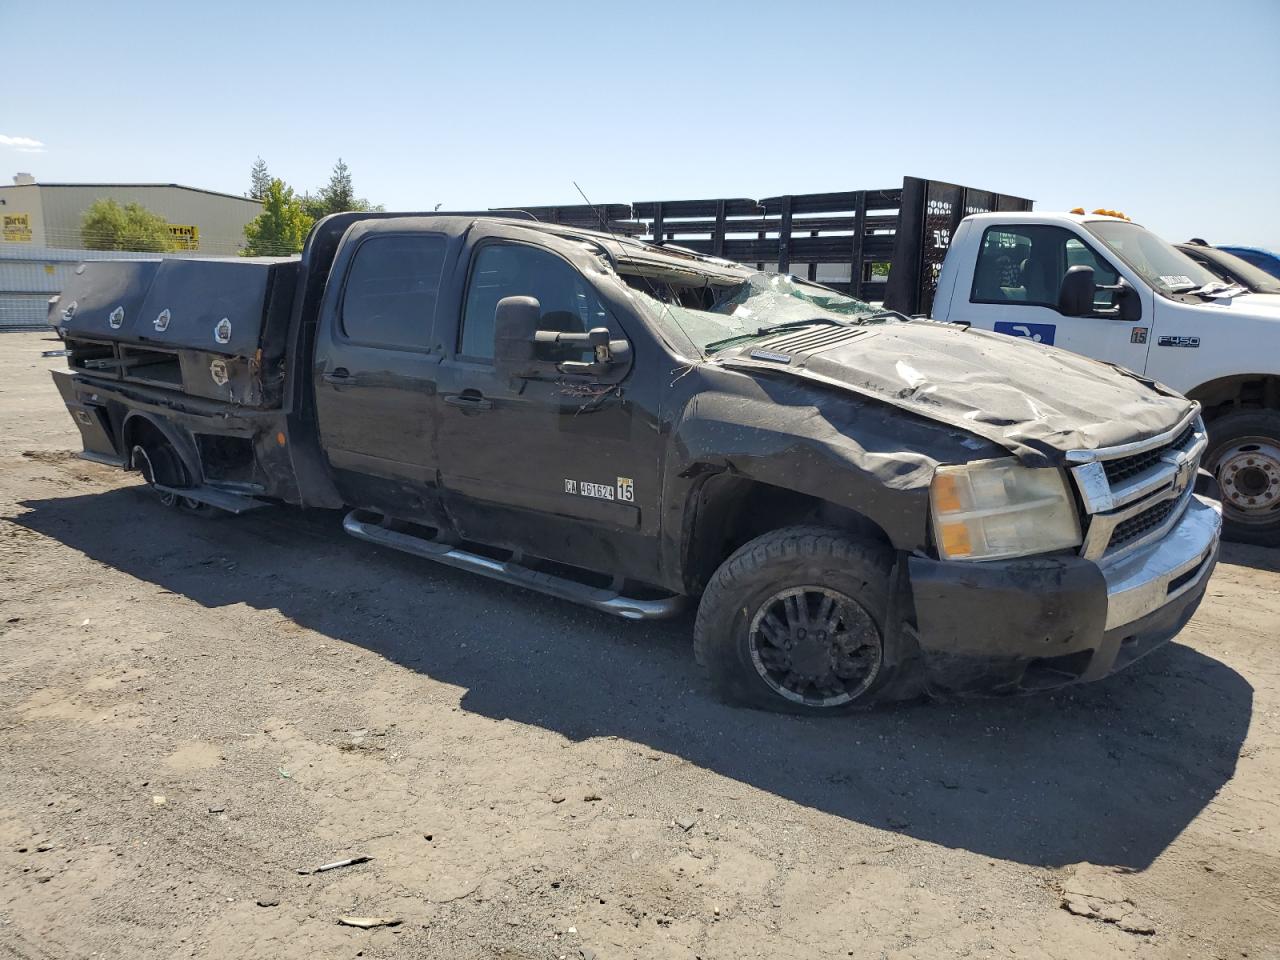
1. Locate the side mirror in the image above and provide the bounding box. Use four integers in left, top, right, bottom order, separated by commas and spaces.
493, 295, 633, 380
1058, 265, 1095, 316
534, 326, 632, 378
494, 295, 543, 379
1112, 281, 1142, 321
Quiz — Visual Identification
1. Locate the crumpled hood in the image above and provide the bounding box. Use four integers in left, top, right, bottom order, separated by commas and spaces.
717, 320, 1194, 465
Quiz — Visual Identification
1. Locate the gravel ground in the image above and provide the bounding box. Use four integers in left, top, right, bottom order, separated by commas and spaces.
1, 330, 1278, 960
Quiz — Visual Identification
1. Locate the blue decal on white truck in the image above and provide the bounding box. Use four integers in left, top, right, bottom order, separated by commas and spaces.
993, 321, 1057, 345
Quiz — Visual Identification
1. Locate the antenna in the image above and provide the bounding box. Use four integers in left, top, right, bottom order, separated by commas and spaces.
573, 180, 700, 358
573, 181, 621, 240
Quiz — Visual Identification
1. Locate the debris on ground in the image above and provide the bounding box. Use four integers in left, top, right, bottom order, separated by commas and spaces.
256, 897, 279, 907
675, 816, 696, 832
299, 854, 372, 875
1059, 864, 1156, 935
337, 916, 402, 929
151, 795, 166, 806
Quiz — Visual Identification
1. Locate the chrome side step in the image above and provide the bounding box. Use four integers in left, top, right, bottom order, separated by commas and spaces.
153, 483, 270, 514
342, 508, 685, 621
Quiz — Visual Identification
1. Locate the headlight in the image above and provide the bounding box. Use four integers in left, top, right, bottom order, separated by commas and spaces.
930, 459, 1081, 561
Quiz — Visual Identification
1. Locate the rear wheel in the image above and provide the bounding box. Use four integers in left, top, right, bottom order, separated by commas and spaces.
1205, 410, 1280, 547
130, 443, 184, 508
693, 525, 893, 715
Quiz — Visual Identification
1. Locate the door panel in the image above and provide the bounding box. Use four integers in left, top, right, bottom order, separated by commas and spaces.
312, 232, 448, 515
434, 240, 654, 574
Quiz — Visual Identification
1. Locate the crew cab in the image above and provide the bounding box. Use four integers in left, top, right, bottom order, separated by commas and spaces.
926, 212, 1280, 546
48, 211, 1221, 714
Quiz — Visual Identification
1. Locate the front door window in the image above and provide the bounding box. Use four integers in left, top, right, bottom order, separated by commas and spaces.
459, 243, 609, 363
972, 224, 1118, 312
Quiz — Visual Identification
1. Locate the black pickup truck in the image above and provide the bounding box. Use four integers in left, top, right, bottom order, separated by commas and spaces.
48, 209, 1222, 714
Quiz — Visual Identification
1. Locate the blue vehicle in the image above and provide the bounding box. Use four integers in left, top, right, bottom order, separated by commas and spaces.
1216, 245, 1280, 280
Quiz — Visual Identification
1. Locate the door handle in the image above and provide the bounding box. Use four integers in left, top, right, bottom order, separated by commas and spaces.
322, 367, 352, 384
444, 392, 493, 412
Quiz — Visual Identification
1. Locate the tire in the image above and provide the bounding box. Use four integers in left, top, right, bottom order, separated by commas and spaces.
693, 525, 894, 715
1204, 410, 1280, 547
130, 443, 183, 509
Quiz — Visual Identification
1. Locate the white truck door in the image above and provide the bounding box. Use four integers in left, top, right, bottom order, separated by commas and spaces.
943, 221, 1153, 373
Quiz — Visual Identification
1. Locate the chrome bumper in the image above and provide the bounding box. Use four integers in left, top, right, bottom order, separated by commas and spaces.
1101, 494, 1221, 631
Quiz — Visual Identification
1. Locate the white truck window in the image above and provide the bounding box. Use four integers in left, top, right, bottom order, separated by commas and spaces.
972, 225, 1117, 312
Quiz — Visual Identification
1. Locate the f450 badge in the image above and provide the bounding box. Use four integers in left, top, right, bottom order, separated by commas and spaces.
1157, 335, 1200, 348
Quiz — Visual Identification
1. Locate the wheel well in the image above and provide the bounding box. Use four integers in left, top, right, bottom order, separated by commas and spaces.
683, 475, 891, 593
1187, 374, 1280, 421
121, 415, 192, 486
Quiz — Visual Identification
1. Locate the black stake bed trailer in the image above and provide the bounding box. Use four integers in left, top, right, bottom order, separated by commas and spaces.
47, 177, 1221, 715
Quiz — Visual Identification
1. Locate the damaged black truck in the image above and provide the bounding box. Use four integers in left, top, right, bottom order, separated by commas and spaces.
49, 208, 1222, 714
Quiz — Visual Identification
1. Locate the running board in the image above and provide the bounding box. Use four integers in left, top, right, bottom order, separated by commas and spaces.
342, 509, 686, 621
78, 450, 126, 468
153, 483, 271, 514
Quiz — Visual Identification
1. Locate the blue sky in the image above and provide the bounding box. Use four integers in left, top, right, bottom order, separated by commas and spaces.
3, 0, 1278, 247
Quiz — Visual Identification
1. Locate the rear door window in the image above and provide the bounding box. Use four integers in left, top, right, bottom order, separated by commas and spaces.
341, 234, 447, 349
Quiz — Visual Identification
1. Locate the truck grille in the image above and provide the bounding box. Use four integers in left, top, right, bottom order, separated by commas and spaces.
1102, 423, 1196, 484
1109, 498, 1179, 551
1067, 412, 1207, 562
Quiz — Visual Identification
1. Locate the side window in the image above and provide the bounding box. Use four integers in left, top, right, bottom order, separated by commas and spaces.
459, 243, 610, 361
972, 227, 1035, 303
972, 225, 1118, 312
341, 234, 447, 349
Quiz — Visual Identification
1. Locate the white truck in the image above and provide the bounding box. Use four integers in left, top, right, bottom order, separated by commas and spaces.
930, 211, 1280, 546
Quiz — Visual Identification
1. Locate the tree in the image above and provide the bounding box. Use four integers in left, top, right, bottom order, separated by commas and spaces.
249, 156, 272, 200
242, 179, 314, 256
304, 158, 383, 220
320, 157, 356, 214
80, 199, 174, 252
300, 191, 328, 223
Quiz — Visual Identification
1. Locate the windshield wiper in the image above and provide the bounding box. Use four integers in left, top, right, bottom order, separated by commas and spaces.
1188, 280, 1248, 298
703, 317, 844, 354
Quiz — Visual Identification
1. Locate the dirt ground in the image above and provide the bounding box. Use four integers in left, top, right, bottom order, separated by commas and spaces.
0, 329, 1278, 960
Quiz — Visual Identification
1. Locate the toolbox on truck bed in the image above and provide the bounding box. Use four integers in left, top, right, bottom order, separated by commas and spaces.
55, 257, 299, 407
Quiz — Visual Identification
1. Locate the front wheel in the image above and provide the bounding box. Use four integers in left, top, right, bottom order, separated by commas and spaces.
1204, 410, 1280, 547
693, 526, 893, 715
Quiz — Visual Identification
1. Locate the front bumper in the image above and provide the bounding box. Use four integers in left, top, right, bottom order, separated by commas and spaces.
907, 494, 1221, 694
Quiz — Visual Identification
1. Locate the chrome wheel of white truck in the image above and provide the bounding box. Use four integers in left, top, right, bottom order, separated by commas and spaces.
1206, 411, 1280, 547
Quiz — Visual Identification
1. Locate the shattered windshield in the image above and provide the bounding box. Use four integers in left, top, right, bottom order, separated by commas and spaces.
633, 272, 883, 355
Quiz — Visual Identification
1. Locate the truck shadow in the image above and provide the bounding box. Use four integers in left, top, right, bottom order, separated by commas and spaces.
14, 488, 1254, 870
1220, 541, 1280, 573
